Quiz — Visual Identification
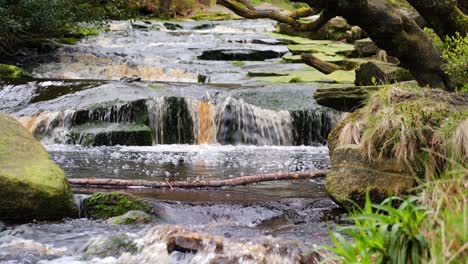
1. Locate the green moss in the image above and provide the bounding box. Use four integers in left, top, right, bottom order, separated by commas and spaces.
191, 11, 236, 21
256, 68, 355, 84
148, 84, 165, 90
0, 64, 32, 78
83, 192, 152, 219
0, 114, 77, 220
108, 210, 153, 225
231, 61, 245, 67
57, 37, 80, 45
287, 42, 355, 56
83, 234, 138, 259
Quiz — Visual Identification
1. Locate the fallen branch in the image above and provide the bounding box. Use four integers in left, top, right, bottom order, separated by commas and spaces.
68, 170, 326, 189
301, 53, 342, 74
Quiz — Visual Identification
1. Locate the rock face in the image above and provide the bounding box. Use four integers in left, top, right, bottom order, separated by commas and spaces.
355, 61, 414, 85
326, 145, 414, 208
107, 210, 153, 225
0, 113, 77, 220
197, 49, 286, 61
82, 192, 152, 219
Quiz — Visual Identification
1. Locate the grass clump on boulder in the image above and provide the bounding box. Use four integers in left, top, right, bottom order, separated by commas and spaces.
326, 85, 468, 208
82, 192, 152, 219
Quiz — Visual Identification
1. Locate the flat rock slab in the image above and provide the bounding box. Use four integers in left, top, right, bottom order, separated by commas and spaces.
355, 61, 414, 85
288, 42, 355, 56
198, 49, 286, 61
314, 85, 380, 111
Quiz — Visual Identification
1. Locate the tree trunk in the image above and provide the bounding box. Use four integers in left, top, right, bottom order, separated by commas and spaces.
297, 0, 452, 90
68, 171, 326, 189
301, 53, 342, 74
406, 0, 468, 39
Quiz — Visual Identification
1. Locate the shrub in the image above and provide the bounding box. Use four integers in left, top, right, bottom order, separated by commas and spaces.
326, 192, 430, 263
441, 33, 468, 92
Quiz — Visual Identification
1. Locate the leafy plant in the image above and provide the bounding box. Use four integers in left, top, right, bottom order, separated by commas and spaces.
441, 32, 468, 92
326, 192, 430, 263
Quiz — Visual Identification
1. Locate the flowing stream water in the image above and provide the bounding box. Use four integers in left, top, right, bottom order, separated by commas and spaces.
0, 19, 347, 263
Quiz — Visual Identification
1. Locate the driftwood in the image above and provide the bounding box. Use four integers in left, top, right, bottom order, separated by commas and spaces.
68, 170, 326, 189
301, 53, 342, 74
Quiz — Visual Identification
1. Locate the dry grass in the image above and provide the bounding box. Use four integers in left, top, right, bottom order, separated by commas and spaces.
333, 85, 468, 176
420, 166, 468, 263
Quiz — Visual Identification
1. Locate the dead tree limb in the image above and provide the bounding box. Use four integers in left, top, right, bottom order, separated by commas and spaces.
301, 53, 342, 74
68, 170, 327, 189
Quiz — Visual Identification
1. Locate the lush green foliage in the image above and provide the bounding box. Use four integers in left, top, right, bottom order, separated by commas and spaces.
441, 33, 468, 92
327, 193, 430, 263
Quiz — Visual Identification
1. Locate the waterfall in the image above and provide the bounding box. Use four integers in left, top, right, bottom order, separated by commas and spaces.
215, 97, 293, 146
16, 96, 341, 147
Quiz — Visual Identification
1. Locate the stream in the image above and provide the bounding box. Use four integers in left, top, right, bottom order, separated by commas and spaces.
0, 18, 347, 263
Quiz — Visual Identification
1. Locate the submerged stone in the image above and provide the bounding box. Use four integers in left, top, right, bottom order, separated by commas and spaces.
0, 113, 77, 220
82, 192, 152, 220
83, 234, 138, 258
107, 210, 153, 225
197, 49, 286, 61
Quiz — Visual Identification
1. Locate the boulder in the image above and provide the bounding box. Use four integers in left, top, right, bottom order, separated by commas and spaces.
355, 61, 414, 85
197, 49, 286, 61
82, 192, 152, 219
107, 210, 153, 225
314, 85, 380, 112
354, 38, 379, 57
326, 145, 415, 209
0, 113, 77, 220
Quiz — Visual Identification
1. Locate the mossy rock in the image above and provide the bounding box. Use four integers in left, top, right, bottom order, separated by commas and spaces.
83, 234, 138, 259
314, 85, 381, 111
107, 210, 153, 225
83, 192, 152, 219
287, 42, 355, 56
326, 145, 415, 209
355, 61, 414, 85
256, 68, 355, 84
0, 113, 77, 220
0, 64, 32, 79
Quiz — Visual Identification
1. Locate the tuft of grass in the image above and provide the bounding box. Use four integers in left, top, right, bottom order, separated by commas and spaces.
333, 85, 468, 176
326, 192, 430, 264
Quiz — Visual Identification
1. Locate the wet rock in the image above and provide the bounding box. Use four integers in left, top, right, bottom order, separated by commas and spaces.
167, 234, 206, 254
83, 234, 138, 258
120, 75, 142, 83
355, 61, 414, 85
0, 64, 32, 78
132, 21, 154, 30
164, 22, 183, 31
69, 123, 153, 146
192, 23, 216, 30
197, 49, 286, 61
82, 192, 152, 219
326, 145, 414, 209
314, 85, 380, 112
0, 113, 77, 220
107, 210, 153, 225
354, 38, 379, 57
287, 41, 355, 57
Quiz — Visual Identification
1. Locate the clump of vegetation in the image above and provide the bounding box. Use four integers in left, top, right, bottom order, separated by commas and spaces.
231, 61, 246, 67
333, 85, 468, 177
441, 33, 468, 92
327, 193, 429, 263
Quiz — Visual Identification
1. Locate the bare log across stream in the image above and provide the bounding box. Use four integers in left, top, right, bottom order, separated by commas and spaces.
68, 170, 327, 189
301, 53, 342, 74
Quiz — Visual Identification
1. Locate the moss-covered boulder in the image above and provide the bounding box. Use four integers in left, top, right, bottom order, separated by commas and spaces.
355, 61, 414, 85
106, 210, 153, 225
326, 86, 468, 209
326, 145, 414, 208
82, 192, 152, 219
0, 64, 32, 78
314, 85, 379, 111
0, 113, 77, 220
83, 234, 138, 259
